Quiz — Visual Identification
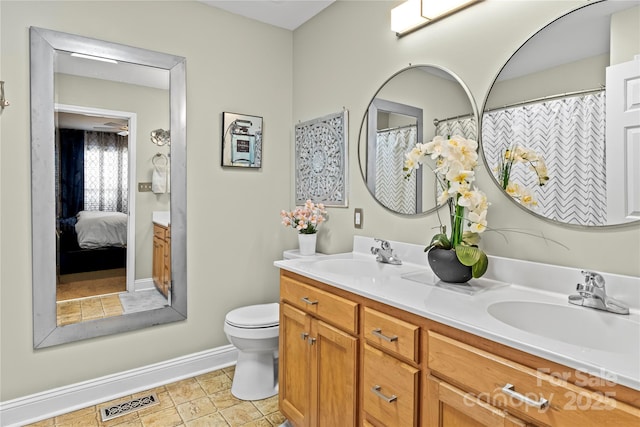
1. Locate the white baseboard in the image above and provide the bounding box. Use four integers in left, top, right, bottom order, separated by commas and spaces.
134, 277, 155, 291
0, 345, 238, 427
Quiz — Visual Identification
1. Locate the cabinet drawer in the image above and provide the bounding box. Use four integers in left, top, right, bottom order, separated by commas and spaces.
427, 375, 527, 427
363, 344, 419, 427
364, 307, 419, 363
280, 276, 358, 334
153, 224, 168, 240
428, 331, 640, 427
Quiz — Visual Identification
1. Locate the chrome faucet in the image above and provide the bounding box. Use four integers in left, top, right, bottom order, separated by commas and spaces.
371, 239, 402, 265
568, 270, 629, 315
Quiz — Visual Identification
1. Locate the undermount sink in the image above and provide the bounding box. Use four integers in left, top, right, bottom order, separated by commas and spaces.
306, 258, 407, 278
488, 301, 639, 355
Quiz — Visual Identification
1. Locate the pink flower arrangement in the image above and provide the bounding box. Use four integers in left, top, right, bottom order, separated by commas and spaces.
280, 200, 327, 234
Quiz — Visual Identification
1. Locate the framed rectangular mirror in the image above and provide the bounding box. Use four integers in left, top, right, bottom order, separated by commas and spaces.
30, 27, 187, 348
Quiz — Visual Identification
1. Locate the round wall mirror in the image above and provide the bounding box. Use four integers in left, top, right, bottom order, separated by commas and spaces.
358, 64, 478, 215
481, 0, 640, 227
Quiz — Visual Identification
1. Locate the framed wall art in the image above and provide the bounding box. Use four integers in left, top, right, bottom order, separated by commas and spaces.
294, 109, 348, 207
221, 112, 263, 168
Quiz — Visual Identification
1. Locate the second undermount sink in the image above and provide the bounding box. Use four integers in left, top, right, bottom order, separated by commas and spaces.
306, 258, 407, 278
488, 301, 639, 355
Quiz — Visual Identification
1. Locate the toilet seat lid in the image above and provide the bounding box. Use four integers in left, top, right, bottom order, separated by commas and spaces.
225, 303, 279, 328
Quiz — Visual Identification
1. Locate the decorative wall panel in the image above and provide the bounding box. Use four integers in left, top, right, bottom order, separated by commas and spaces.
295, 110, 348, 206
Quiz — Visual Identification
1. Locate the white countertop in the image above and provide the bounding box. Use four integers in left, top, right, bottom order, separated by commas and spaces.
152, 211, 170, 227
275, 236, 640, 391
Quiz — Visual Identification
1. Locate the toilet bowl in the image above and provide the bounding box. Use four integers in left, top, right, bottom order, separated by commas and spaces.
224, 302, 280, 400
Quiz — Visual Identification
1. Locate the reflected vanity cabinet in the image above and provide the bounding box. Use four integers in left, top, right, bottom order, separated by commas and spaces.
152, 223, 171, 297
277, 271, 640, 427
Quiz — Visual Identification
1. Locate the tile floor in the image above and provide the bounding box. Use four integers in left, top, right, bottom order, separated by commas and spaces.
25, 366, 286, 427
57, 269, 126, 302
57, 294, 124, 326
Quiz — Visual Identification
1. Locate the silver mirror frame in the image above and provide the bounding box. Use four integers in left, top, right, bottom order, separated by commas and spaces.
30, 27, 187, 348
478, 2, 640, 229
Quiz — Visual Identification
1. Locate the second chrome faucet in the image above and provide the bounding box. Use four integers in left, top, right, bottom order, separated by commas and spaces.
568, 270, 629, 315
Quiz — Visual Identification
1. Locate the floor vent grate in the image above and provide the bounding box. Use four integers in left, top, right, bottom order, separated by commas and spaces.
99, 393, 159, 421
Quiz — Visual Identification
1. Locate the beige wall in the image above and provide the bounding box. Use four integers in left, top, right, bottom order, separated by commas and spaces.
1, 0, 639, 403
611, 6, 640, 65
485, 54, 608, 109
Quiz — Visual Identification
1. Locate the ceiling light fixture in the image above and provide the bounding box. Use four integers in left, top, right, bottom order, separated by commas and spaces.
70, 53, 118, 64
391, 0, 428, 34
391, 0, 482, 37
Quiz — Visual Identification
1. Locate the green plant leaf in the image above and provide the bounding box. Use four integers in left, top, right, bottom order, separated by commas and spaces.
454, 245, 481, 266
462, 231, 481, 246
425, 233, 451, 251
472, 251, 489, 278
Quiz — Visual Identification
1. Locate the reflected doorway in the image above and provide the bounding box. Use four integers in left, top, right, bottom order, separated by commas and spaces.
55, 106, 135, 326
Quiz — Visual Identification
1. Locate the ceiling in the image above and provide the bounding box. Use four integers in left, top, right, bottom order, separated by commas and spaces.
57, 112, 129, 134
198, 0, 335, 30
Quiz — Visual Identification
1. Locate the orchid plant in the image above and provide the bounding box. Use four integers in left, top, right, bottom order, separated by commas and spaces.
497, 143, 549, 208
404, 135, 489, 278
280, 199, 328, 234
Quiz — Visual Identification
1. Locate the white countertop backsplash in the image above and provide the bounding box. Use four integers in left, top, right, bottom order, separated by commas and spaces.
275, 236, 640, 391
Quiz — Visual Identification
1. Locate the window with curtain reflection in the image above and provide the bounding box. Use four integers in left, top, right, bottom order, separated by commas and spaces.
83, 131, 128, 213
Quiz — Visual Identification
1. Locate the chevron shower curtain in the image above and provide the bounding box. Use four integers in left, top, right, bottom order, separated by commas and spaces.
435, 116, 477, 141
375, 126, 418, 214
483, 92, 606, 225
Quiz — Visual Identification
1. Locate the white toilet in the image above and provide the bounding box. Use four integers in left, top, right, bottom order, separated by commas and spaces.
224, 251, 324, 402
224, 302, 280, 400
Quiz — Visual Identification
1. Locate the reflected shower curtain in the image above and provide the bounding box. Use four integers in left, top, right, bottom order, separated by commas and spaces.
375, 126, 418, 214
84, 131, 129, 213
483, 92, 606, 225
435, 116, 477, 141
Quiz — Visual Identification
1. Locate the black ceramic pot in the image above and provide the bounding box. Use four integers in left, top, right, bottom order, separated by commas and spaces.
427, 247, 472, 283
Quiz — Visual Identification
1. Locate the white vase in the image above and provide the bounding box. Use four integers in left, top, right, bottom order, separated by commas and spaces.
298, 233, 317, 256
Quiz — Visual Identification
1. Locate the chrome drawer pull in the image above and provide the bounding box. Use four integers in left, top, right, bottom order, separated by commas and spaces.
301, 332, 309, 340
501, 383, 549, 409
371, 385, 397, 403
308, 337, 317, 345
372, 328, 398, 342
301, 297, 319, 305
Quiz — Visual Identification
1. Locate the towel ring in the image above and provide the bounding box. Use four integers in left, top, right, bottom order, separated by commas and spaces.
153, 153, 168, 167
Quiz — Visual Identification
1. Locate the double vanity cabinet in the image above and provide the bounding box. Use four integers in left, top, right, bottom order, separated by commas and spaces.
277, 268, 640, 427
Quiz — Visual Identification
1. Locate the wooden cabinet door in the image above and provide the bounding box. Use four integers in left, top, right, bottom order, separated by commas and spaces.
280, 304, 312, 427
311, 319, 358, 427
163, 234, 171, 295
426, 376, 527, 427
152, 235, 164, 292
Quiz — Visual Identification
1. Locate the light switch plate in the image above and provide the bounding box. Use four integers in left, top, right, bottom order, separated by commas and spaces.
354, 208, 363, 229
138, 182, 152, 192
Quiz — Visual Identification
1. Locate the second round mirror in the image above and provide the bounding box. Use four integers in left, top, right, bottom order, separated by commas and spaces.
358, 65, 478, 215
